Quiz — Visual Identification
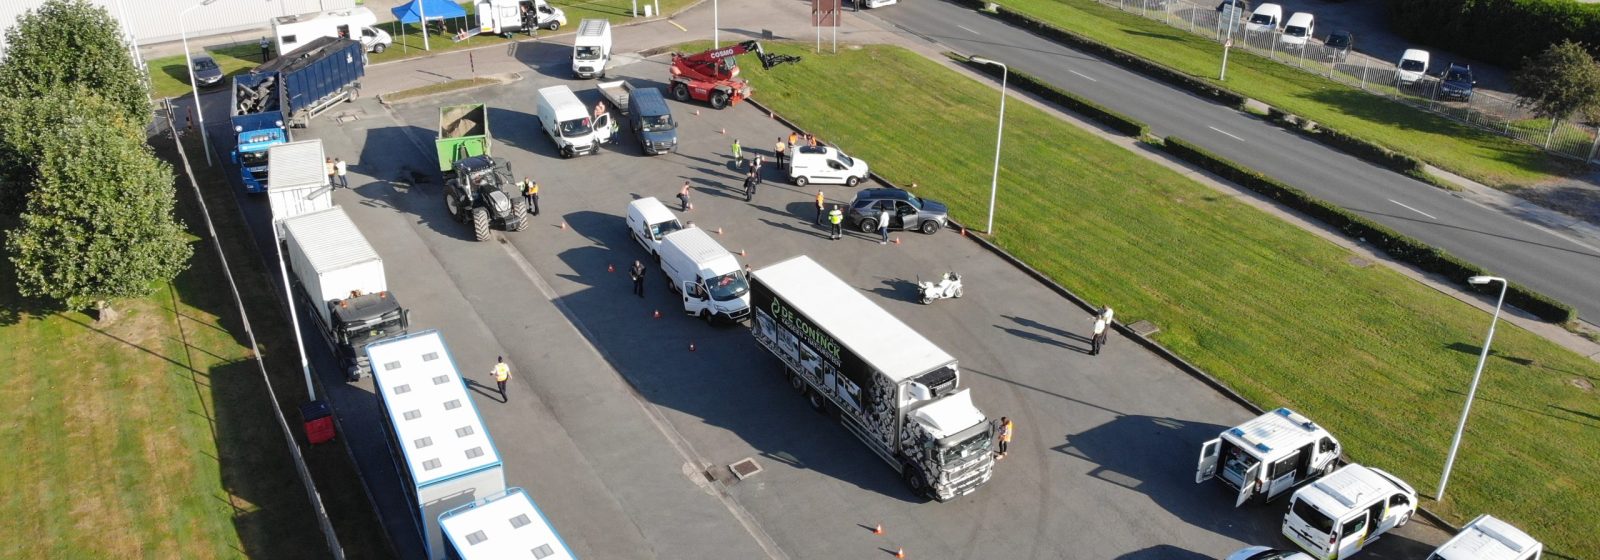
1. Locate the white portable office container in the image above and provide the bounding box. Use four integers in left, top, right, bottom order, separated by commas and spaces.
366, 331, 505, 560
438, 487, 577, 560
281, 207, 386, 328
266, 139, 333, 236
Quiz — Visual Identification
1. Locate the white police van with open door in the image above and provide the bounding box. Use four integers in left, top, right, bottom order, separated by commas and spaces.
1196, 407, 1341, 506
1282, 463, 1416, 559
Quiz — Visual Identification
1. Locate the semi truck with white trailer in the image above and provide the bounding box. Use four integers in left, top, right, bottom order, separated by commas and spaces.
265, 139, 333, 236
749, 255, 997, 501
281, 206, 410, 381
366, 331, 504, 560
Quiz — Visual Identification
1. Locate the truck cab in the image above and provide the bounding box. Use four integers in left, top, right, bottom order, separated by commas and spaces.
536, 85, 613, 158
1196, 407, 1341, 506
1428, 514, 1542, 560
904, 387, 997, 501
572, 19, 612, 79
658, 227, 750, 323
329, 291, 410, 381
1282, 464, 1416, 560
233, 127, 287, 193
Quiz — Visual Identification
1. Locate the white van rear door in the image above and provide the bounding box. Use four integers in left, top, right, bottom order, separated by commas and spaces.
1195, 438, 1220, 483
1235, 461, 1260, 507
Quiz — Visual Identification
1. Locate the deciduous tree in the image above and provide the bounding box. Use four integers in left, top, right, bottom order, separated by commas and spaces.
1512, 40, 1600, 146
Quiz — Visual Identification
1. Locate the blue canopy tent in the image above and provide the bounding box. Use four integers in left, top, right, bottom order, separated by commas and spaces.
390, 0, 469, 51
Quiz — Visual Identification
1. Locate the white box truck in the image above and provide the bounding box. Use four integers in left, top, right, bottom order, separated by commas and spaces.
535, 85, 614, 158
657, 227, 750, 323
272, 7, 391, 55
476, 0, 567, 36
1196, 407, 1342, 507
366, 331, 504, 560
571, 19, 612, 78
282, 207, 410, 381
266, 139, 333, 236
1428, 514, 1542, 560
1281, 464, 1416, 560
750, 255, 997, 501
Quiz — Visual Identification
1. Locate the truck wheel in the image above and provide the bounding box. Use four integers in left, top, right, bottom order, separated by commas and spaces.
472, 207, 491, 241
902, 465, 929, 495
510, 198, 529, 230
846, 175, 860, 187
920, 220, 940, 235
372, 43, 386, 53
807, 389, 825, 411
953, 286, 963, 298
700, 309, 713, 324
547, 21, 561, 31
672, 82, 690, 102
859, 218, 877, 234
788, 370, 805, 393
794, 176, 808, 188
710, 90, 729, 110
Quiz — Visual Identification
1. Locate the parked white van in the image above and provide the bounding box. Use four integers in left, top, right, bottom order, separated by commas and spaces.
1282, 464, 1417, 560
1196, 407, 1342, 506
788, 145, 870, 187
657, 227, 750, 323
572, 19, 613, 79
625, 197, 683, 259
1246, 3, 1283, 33
272, 7, 392, 55
1280, 12, 1314, 49
536, 85, 613, 158
1397, 49, 1431, 85
475, 0, 567, 36
1428, 514, 1542, 560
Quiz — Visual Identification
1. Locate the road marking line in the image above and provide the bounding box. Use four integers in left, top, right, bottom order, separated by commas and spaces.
669, 19, 687, 32
1069, 70, 1098, 82
957, 24, 980, 34
1389, 199, 1437, 220
1208, 126, 1244, 142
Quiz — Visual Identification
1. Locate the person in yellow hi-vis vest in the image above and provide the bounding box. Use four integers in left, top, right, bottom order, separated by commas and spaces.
996, 417, 1014, 459
492, 357, 511, 402
520, 177, 540, 216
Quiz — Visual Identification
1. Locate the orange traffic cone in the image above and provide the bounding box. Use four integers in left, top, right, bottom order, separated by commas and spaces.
688, 342, 696, 352
653, 310, 662, 319
715, 227, 724, 235
960, 226, 967, 237
560, 221, 568, 230
738, 249, 747, 257
893, 237, 901, 245
895, 547, 906, 558
872, 524, 884, 535
608, 264, 615, 273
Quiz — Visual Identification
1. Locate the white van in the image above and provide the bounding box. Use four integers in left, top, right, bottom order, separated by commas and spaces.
536, 85, 613, 158
1282, 464, 1416, 560
1196, 407, 1342, 507
625, 197, 683, 259
1280, 12, 1314, 49
788, 145, 870, 187
572, 19, 612, 79
272, 7, 391, 55
1397, 49, 1431, 85
1246, 3, 1283, 33
1428, 514, 1542, 560
657, 227, 750, 323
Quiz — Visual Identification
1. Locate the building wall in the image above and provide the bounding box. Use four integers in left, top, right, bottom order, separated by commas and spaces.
2, 0, 356, 46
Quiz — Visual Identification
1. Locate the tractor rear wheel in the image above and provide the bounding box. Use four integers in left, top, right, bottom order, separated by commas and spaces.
710, 90, 729, 109
671, 82, 690, 102
472, 207, 491, 241
444, 190, 465, 223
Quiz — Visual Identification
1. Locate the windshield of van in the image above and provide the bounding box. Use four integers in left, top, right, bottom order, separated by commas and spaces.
1220, 444, 1259, 485
938, 426, 993, 465
706, 270, 749, 302
559, 117, 593, 138
1285, 25, 1307, 37
1400, 59, 1426, 72
1250, 13, 1274, 25
642, 114, 676, 132
650, 220, 681, 240
837, 153, 855, 168
1291, 498, 1336, 535
575, 46, 602, 60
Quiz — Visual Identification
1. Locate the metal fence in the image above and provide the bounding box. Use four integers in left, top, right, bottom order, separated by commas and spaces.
1101, 0, 1600, 164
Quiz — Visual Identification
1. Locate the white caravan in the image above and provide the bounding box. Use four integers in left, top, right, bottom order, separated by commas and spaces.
571, 19, 613, 79
476, 0, 567, 36
272, 7, 391, 55
536, 85, 613, 158
1196, 407, 1342, 506
625, 197, 683, 259
1282, 464, 1417, 560
1428, 514, 1542, 560
788, 145, 870, 187
657, 227, 750, 323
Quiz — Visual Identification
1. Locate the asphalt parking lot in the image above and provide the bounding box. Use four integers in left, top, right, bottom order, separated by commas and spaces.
218, 45, 1455, 558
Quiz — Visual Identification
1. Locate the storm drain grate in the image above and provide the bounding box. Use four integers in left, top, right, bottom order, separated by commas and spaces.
729, 458, 763, 480
335, 114, 360, 124
1128, 320, 1160, 337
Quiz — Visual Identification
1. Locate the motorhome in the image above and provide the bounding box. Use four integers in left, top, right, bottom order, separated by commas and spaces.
535, 85, 613, 158
1281, 464, 1417, 560
1195, 407, 1342, 506
475, 0, 567, 36
657, 227, 750, 323
625, 197, 683, 259
272, 7, 391, 55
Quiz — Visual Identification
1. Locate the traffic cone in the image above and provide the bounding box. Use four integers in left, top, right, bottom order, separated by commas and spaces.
960, 226, 967, 237
895, 547, 906, 558
694, 109, 701, 116
872, 524, 884, 535
653, 310, 662, 319
893, 237, 901, 245
715, 227, 724, 235
608, 264, 615, 273
688, 342, 696, 352
720, 128, 727, 135
560, 221, 568, 230
738, 249, 747, 257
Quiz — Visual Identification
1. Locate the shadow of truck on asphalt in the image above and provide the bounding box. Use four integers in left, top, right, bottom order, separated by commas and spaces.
546, 209, 924, 503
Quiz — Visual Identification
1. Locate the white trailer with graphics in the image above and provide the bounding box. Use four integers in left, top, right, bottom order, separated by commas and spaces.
748, 255, 996, 501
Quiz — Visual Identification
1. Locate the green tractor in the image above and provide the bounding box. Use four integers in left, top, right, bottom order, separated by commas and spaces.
443, 155, 527, 241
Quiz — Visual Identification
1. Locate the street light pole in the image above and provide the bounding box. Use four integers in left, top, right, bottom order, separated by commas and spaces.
1436, 275, 1507, 501
970, 56, 1007, 235
180, 0, 220, 166
714, 0, 720, 48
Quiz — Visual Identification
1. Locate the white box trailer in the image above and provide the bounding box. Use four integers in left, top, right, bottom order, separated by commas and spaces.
266, 139, 333, 237
438, 487, 577, 560
749, 255, 997, 501
366, 331, 505, 560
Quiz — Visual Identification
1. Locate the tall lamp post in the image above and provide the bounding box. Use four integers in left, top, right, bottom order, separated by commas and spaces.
1436, 275, 1507, 501
180, 0, 220, 165
969, 56, 1007, 235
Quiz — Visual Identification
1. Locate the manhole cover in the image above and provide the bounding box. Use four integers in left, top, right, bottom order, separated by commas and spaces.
1347, 256, 1372, 268
335, 114, 359, 124
1128, 320, 1160, 337
729, 457, 763, 480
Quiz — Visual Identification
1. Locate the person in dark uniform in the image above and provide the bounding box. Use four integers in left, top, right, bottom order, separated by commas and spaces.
630, 260, 646, 297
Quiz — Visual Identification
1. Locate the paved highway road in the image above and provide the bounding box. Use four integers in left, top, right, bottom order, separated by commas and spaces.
873, 1, 1600, 324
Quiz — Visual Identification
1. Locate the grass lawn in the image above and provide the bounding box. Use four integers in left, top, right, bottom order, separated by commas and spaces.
989, 0, 1579, 190
734, 42, 1600, 559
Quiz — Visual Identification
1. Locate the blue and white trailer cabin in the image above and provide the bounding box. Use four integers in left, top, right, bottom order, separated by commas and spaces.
438, 487, 577, 560
366, 330, 505, 560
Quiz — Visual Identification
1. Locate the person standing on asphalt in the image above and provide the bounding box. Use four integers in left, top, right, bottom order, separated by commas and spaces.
1090, 314, 1108, 356
788, 132, 799, 152
1099, 306, 1115, 348
775, 137, 787, 169
815, 191, 826, 225
334, 158, 349, 188
753, 153, 764, 175
520, 177, 540, 215
678, 181, 692, 211
324, 158, 336, 186
732, 138, 742, 165
877, 206, 890, 245
743, 169, 757, 199
828, 205, 843, 240
996, 417, 1013, 459
492, 357, 511, 401
630, 259, 646, 297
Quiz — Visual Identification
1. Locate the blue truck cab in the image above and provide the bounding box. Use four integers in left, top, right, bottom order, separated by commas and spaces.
230, 71, 289, 193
